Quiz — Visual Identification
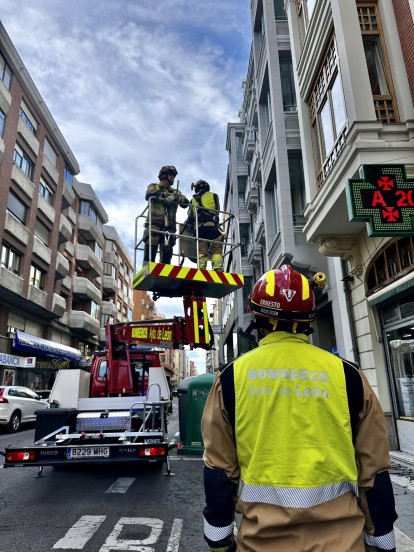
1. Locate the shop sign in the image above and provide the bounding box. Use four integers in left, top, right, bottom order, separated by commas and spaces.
210, 325, 222, 334
347, 165, 414, 237
0, 353, 36, 367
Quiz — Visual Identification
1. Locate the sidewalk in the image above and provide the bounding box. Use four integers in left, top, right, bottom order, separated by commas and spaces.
389, 450, 414, 550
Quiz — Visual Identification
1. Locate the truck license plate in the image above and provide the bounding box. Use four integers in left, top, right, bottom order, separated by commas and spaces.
67, 447, 110, 459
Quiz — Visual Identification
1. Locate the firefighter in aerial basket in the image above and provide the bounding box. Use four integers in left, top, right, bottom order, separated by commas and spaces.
142, 165, 188, 265
201, 265, 397, 552
187, 180, 224, 272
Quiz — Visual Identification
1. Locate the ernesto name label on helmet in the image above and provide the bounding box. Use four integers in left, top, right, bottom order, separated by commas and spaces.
248, 368, 329, 399
259, 299, 281, 309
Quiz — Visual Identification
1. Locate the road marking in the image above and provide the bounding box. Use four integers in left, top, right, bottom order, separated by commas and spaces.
105, 477, 135, 494
53, 515, 106, 549
166, 519, 183, 552
391, 474, 414, 492
99, 517, 163, 551
395, 527, 414, 550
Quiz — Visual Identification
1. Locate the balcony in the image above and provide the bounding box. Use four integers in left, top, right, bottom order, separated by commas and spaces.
64, 240, 74, 257
248, 239, 262, 267
0, 267, 24, 297
101, 300, 117, 317
69, 310, 100, 337
32, 237, 52, 265
27, 284, 47, 310
72, 276, 101, 304
98, 328, 106, 343
61, 276, 72, 290
42, 154, 59, 185
18, 117, 39, 157
75, 244, 103, 277
253, 206, 266, 247
37, 194, 56, 224
77, 214, 104, 248
55, 252, 69, 280
4, 212, 30, 246
52, 293, 66, 318
62, 178, 75, 209
243, 131, 255, 164
59, 214, 72, 244
105, 251, 117, 265
245, 186, 259, 213
251, 150, 261, 185
0, 79, 12, 116
102, 275, 117, 294
11, 164, 35, 200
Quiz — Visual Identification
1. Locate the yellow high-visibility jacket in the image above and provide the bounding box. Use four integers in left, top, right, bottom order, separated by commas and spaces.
202, 331, 397, 552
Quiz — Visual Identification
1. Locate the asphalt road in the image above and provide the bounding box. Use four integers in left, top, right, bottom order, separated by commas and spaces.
0, 399, 207, 552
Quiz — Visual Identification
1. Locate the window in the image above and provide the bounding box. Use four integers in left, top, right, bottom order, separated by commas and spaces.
0, 50, 12, 90
80, 201, 97, 224
98, 360, 107, 379
95, 242, 102, 261
297, 0, 316, 38
91, 301, 100, 320
240, 224, 250, 257
264, 91, 272, 134
238, 176, 247, 208
7, 192, 27, 225
279, 52, 297, 112
288, 151, 307, 227
34, 219, 50, 246
30, 265, 45, 290
39, 177, 53, 205
0, 109, 5, 138
14, 143, 34, 181
236, 133, 243, 159
101, 314, 114, 326
242, 276, 254, 307
358, 3, 398, 123
119, 257, 123, 267
273, 0, 287, 19
129, 287, 133, 300
1, 242, 22, 275
19, 101, 37, 136
43, 137, 57, 167
117, 299, 121, 311
128, 308, 133, 320
309, 35, 347, 189
118, 278, 122, 290
367, 237, 414, 294
271, 182, 280, 234
64, 162, 73, 187
123, 306, 127, 316
123, 283, 128, 295
124, 265, 129, 277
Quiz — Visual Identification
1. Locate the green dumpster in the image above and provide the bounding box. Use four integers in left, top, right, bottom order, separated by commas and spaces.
177, 372, 215, 455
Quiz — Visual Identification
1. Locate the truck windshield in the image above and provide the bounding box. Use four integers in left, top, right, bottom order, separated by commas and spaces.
131, 358, 151, 396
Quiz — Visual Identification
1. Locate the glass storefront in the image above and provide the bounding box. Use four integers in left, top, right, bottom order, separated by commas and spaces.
382, 291, 414, 421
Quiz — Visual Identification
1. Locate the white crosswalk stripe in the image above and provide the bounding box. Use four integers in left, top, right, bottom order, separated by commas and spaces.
105, 477, 135, 494
53, 515, 106, 549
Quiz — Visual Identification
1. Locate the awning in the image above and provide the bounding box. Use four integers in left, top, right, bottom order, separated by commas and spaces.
367, 272, 414, 306
13, 331, 82, 363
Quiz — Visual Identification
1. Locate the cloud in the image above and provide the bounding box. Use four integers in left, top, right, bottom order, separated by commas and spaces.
1, 1, 250, 320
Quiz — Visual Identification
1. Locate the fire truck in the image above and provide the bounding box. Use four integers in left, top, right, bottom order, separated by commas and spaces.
1, 206, 244, 475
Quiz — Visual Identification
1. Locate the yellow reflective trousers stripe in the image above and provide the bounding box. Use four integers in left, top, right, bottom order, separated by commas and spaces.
234, 332, 358, 490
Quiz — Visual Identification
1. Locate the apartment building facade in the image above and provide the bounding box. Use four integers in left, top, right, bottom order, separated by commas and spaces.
281, 0, 414, 452
0, 23, 133, 389
220, 0, 353, 366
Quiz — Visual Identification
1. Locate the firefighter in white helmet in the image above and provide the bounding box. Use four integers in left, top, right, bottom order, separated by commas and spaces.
202, 265, 397, 552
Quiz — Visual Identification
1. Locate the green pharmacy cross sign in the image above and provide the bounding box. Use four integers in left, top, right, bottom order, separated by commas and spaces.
347, 165, 414, 237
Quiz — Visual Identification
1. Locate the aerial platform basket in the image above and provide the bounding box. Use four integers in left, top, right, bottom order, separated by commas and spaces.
133, 262, 244, 299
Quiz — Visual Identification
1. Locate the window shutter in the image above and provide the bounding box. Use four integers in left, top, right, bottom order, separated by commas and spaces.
44, 137, 57, 167
7, 192, 27, 224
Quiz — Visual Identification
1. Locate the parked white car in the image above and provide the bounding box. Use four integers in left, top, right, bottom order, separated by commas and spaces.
0, 386, 49, 433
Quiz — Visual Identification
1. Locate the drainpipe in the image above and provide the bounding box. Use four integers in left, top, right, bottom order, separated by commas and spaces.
341, 259, 360, 365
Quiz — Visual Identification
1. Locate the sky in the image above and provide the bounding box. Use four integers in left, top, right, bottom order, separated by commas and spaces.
2, 1, 252, 372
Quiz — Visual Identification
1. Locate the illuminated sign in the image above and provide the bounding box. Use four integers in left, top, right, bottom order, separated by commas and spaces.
131, 326, 173, 343
347, 165, 414, 237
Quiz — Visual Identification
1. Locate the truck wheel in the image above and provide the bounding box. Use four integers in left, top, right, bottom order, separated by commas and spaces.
6, 411, 21, 433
